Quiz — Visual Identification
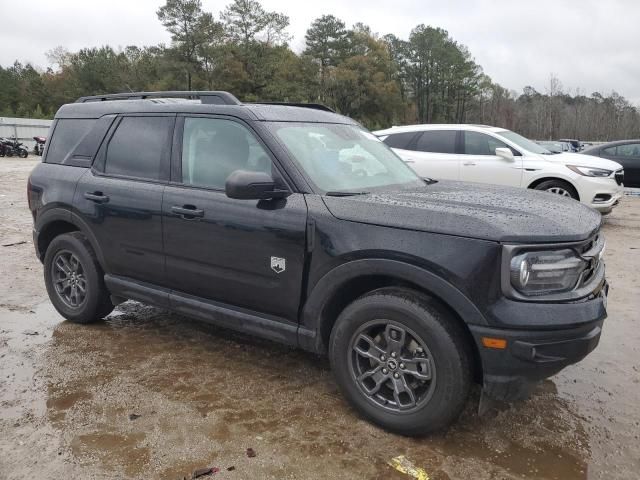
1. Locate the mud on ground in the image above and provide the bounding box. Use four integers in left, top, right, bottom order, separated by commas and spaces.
1, 158, 639, 479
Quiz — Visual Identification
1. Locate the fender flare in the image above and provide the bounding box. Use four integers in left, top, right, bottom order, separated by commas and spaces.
299, 258, 488, 352
34, 207, 108, 270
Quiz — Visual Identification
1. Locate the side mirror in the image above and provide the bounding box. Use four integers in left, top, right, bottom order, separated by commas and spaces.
495, 147, 515, 161
225, 170, 290, 200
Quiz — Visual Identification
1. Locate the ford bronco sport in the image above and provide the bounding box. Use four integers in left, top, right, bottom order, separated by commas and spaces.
28, 91, 608, 434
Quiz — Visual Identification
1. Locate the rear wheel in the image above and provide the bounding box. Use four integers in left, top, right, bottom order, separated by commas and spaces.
44, 232, 113, 323
329, 288, 471, 435
533, 179, 579, 200
18, 148, 28, 158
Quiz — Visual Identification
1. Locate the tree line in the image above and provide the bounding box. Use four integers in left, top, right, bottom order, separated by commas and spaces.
0, 0, 638, 140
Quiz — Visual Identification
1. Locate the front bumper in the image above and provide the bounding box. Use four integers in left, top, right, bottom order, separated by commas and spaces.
591, 191, 623, 213
470, 284, 608, 402
577, 177, 624, 213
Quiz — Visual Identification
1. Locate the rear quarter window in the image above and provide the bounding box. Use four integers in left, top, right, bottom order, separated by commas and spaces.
44, 119, 97, 164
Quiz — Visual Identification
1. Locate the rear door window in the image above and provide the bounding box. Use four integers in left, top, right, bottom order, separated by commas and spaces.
415, 130, 457, 154
104, 116, 173, 181
383, 132, 418, 150
44, 119, 96, 164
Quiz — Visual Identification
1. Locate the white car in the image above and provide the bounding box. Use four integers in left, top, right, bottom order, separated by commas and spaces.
374, 124, 624, 213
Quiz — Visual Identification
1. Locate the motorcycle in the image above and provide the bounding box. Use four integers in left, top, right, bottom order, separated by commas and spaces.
1, 136, 28, 158
33, 136, 46, 156
0, 138, 8, 157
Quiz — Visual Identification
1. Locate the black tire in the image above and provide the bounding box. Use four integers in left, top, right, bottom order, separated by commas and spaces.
533, 179, 579, 200
18, 149, 28, 158
329, 288, 471, 435
44, 232, 113, 324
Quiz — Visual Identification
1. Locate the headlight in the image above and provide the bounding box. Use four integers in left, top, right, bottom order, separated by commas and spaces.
566, 165, 612, 177
510, 249, 587, 295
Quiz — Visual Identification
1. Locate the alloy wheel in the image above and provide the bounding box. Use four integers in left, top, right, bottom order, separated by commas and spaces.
52, 250, 87, 308
348, 320, 436, 413
546, 186, 571, 197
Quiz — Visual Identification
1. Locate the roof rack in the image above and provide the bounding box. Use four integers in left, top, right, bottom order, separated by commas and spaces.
75, 91, 242, 105
253, 102, 335, 113
74, 91, 336, 113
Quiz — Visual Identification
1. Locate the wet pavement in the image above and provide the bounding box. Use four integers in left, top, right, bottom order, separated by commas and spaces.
1, 159, 639, 479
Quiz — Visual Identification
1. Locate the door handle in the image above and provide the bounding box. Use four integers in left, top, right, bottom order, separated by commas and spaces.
84, 191, 109, 203
463, 161, 476, 166
171, 205, 204, 219
403, 158, 415, 163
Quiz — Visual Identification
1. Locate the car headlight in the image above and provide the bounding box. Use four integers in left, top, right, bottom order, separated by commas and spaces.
566, 165, 612, 177
510, 249, 587, 295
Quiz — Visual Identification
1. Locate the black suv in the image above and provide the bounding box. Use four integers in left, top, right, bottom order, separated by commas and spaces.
28, 91, 608, 434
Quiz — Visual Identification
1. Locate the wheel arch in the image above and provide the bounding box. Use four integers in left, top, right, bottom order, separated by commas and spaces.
527, 176, 580, 200
299, 259, 486, 381
35, 208, 107, 269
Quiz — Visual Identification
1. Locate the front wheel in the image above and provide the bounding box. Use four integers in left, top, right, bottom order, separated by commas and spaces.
533, 179, 579, 200
329, 288, 471, 435
18, 148, 28, 158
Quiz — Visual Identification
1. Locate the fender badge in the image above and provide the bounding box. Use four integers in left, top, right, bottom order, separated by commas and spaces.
270, 256, 286, 274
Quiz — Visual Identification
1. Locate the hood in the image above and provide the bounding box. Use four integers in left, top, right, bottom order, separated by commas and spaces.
546, 152, 623, 171
322, 181, 602, 243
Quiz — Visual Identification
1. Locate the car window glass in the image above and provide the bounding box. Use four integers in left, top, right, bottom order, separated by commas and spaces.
383, 132, 417, 150
105, 117, 172, 180
45, 119, 96, 164
615, 144, 640, 157
182, 118, 273, 189
267, 122, 421, 193
464, 131, 508, 156
415, 130, 457, 154
602, 146, 617, 156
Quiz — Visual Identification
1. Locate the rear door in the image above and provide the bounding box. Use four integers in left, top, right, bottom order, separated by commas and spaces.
459, 131, 523, 186
74, 115, 174, 286
390, 130, 460, 180
162, 115, 308, 321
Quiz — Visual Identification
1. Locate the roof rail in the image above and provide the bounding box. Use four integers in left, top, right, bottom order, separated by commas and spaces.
253, 102, 335, 113
75, 91, 242, 105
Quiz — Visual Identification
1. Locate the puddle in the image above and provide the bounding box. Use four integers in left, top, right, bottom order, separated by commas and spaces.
1, 269, 639, 479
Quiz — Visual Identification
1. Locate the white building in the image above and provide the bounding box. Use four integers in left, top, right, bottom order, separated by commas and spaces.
0, 117, 53, 152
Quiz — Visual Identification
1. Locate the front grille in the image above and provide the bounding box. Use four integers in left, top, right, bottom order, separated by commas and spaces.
614, 169, 624, 185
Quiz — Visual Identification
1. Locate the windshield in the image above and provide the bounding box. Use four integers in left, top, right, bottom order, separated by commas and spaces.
537, 141, 563, 153
499, 130, 552, 155
266, 122, 424, 193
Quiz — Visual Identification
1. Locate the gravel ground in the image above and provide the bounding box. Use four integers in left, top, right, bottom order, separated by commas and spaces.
1, 158, 639, 479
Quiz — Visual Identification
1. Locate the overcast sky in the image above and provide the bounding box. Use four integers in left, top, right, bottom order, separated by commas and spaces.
2, 0, 639, 104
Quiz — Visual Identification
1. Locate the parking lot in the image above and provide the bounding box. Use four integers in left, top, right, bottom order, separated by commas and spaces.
1, 157, 639, 479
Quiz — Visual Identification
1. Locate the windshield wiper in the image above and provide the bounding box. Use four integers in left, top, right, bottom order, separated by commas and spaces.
325, 191, 370, 197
